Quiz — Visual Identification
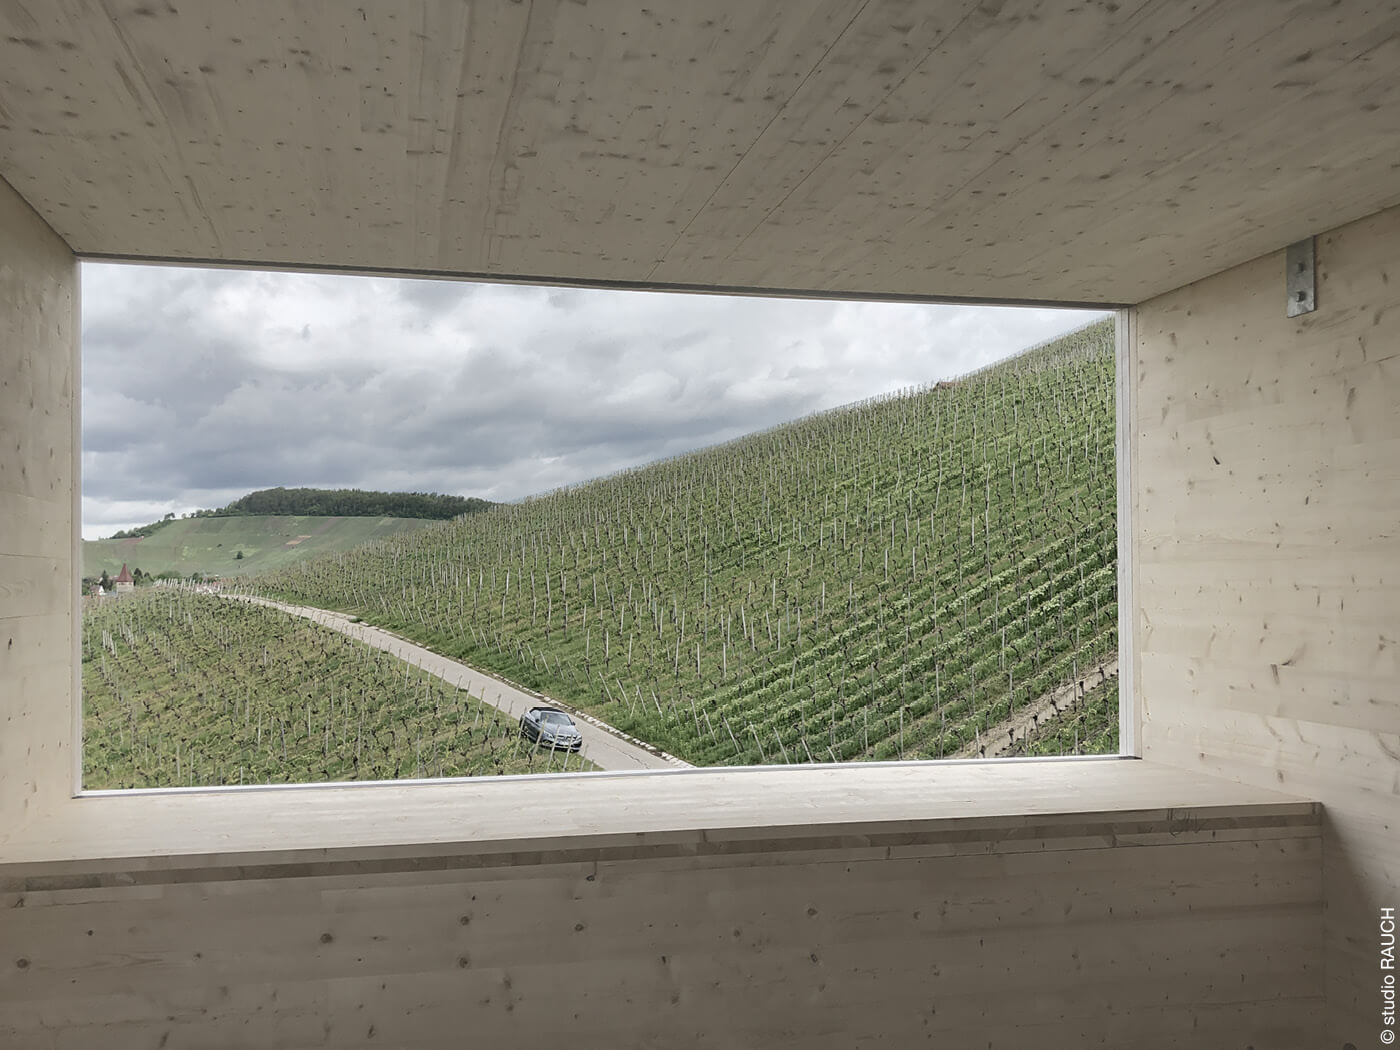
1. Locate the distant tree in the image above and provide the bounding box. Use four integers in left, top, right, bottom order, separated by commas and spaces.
98, 570, 111, 591
111, 517, 175, 539
234, 550, 244, 560
215, 487, 492, 520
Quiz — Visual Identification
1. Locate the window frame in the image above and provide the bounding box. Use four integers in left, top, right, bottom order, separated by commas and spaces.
67, 264, 1139, 803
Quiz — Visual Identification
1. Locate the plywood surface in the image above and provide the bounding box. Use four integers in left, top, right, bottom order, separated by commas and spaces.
1, 758, 1316, 874
0, 768, 1323, 1048
1134, 202, 1400, 1040
0, 176, 78, 838
1, 2, 1399, 303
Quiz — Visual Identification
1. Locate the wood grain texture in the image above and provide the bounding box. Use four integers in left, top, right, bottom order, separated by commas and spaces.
1, 2, 1399, 303
0, 784, 1322, 1048
1134, 202, 1400, 1041
5, 757, 1312, 866
0, 176, 78, 837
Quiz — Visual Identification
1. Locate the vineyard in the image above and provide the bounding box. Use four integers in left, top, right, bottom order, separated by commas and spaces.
84, 514, 438, 580
82, 589, 596, 789
254, 318, 1119, 770
1005, 678, 1118, 758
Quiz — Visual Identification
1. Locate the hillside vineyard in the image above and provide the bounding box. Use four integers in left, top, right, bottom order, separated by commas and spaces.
253, 320, 1118, 771
83, 591, 597, 788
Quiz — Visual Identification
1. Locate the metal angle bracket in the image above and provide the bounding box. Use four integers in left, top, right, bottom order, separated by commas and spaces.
1286, 237, 1316, 317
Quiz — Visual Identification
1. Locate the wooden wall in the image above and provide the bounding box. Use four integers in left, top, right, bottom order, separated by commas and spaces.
1134, 203, 1400, 1039
0, 175, 77, 838
1, 803, 1322, 1048
0, 156, 1356, 1046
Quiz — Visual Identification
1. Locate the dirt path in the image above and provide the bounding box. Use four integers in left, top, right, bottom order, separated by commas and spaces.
954, 658, 1119, 759
225, 594, 689, 772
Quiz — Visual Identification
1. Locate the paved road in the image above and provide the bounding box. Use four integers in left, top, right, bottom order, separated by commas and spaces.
226, 594, 688, 772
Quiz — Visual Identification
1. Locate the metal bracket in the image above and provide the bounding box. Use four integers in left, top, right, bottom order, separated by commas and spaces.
1286, 237, 1315, 317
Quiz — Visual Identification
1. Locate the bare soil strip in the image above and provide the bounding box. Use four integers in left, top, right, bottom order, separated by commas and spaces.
955, 658, 1120, 759
225, 594, 690, 772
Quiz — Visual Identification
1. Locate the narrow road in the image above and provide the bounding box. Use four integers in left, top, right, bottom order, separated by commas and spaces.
225, 594, 688, 772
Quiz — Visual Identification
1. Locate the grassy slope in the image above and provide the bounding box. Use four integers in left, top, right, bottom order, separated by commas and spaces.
83, 589, 595, 789
84, 515, 437, 579
260, 320, 1118, 766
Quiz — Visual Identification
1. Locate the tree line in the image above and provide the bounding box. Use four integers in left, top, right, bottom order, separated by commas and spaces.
108, 487, 492, 539
212, 487, 492, 520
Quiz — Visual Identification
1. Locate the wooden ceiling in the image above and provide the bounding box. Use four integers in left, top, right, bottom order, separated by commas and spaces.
1, 0, 1398, 304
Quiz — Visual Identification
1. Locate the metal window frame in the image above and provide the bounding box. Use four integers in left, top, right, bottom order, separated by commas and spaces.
1114, 308, 1140, 758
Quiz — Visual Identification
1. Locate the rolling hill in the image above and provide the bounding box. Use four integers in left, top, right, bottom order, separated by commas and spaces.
83, 514, 440, 579
255, 319, 1118, 768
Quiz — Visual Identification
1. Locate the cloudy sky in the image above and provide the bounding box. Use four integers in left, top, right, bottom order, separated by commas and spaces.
81, 263, 1106, 539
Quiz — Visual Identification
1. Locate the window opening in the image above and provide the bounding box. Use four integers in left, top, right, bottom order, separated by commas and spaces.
80, 262, 1115, 789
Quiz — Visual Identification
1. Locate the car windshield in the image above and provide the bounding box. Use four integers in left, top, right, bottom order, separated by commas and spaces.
538, 711, 571, 725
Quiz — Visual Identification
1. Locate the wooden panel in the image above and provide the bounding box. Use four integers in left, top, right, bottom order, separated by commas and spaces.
0, 490, 68, 561
0, 796, 1322, 1048
1134, 202, 1400, 1040
0, 556, 68, 621
4, 757, 1313, 867
1, 3, 1400, 303
0, 613, 73, 839
0, 759, 1326, 1045
0, 177, 77, 838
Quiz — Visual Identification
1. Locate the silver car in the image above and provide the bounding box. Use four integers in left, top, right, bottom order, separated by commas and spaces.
519, 706, 584, 752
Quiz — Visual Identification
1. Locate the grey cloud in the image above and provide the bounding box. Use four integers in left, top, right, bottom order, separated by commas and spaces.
81, 261, 1106, 537
395, 277, 486, 318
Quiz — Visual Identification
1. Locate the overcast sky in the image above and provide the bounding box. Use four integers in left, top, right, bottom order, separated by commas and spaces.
81, 263, 1106, 539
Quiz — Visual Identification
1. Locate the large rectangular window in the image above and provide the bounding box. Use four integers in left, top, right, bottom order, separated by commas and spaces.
80, 262, 1116, 790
